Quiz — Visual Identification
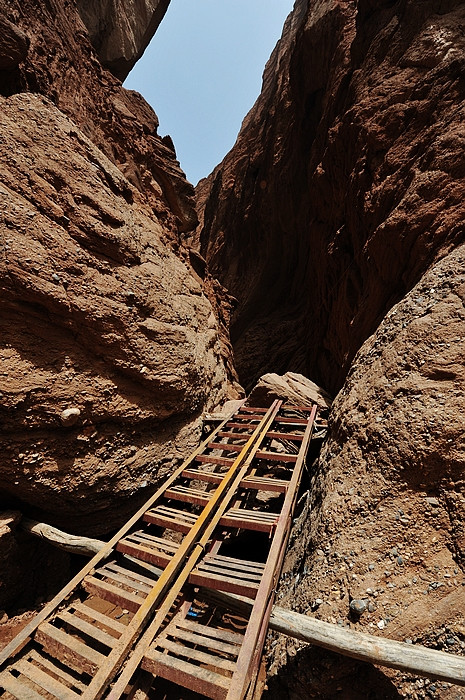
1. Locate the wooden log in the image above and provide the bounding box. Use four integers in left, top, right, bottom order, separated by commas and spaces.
20, 518, 105, 557
203, 590, 465, 687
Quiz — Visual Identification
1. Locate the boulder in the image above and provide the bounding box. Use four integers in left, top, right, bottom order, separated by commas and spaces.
248, 372, 331, 411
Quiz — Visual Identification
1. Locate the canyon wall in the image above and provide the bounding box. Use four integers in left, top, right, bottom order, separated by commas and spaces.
0, 0, 241, 607
199, 0, 465, 697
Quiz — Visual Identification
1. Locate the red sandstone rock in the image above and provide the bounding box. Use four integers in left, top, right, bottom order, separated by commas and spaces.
75, 0, 171, 80
198, 1, 465, 696
0, 0, 242, 572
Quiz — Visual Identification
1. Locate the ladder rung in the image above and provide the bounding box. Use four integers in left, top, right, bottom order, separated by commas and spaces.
143, 648, 229, 700
165, 485, 211, 506
56, 610, 117, 649
144, 506, 198, 533
255, 451, 297, 462
207, 442, 243, 452
82, 576, 145, 613
196, 455, 235, 467
159, 638, 236, 672
181, 468, 223, 485
12, 657, 82, 700
220, 509, 278, 533
0, 671, 48, 700
72, 602, 127, 636
241, 475, 289, 493
266, 431, 304, 441
35, 622, 105, 675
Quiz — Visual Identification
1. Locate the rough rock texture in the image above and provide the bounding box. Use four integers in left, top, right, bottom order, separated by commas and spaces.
198, 0, 465, 697
0, 0, 241, 608
248, 371, 332, 411
75, 0, 170, 81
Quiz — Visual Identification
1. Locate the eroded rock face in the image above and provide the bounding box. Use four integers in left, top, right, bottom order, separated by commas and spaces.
75, 0, 170, 80
0, 91, 240, 536
199, 0, 465, 696
199, 0, 465, 397
0, 0, 241, 562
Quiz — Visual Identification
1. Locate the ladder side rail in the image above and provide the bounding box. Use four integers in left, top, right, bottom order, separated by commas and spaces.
226, 404, 318, 700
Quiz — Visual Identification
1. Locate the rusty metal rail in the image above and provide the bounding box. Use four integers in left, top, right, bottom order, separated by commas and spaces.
0, 401, 317, 700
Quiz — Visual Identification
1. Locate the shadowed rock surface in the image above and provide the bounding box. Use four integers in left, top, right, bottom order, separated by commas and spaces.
75, 0, 170, 80
198, 1, 465, 697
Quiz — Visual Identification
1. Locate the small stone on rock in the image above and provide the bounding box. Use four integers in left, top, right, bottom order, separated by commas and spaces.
350, 599, 367, 616
60, 407, 81, 426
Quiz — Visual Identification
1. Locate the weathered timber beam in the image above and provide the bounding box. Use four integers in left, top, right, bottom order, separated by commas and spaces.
20, 518, 105, 557
203, 590, 465, 687
17, 523, 465, 687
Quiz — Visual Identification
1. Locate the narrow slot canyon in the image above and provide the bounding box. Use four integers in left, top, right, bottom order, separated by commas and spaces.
0, 1, 465, 698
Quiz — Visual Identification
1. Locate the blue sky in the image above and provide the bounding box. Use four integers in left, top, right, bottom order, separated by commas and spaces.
124, 0, 293, 185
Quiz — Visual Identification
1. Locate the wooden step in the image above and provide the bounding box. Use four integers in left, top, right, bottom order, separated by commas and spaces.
165, 484, 211, 507
181, 468, 224, 485
56, 610, 117, 649
143, 648, 229, 700
224, 422, 256, 430
255, 450, 297, 463
196, 455, 235, 467
0, 670, 47, 700
190, 554, 265, 598
95, 566, 153, 595
35, 622, 105, 676
240, 475, 289, 493
72, 601, 127, 637
220, 508, 279, 533
143, 505, 198, 533
82, 576, 145, 613
207, 442, 244, 453
265, 431, 304, 442
11, 657, 81, 700
26, 649, 86, 694
274, 417, 308, 425
117, 532, 179, 567
217, 431, 249, 439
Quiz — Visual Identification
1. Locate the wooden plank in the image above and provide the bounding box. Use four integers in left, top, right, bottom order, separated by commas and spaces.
207, 443, 243, 453
202, 555, 265, 575
238, 407, 268, 414
99, 562, 158, 589
82, 576, 144, 613
224, 423, 256, 430
72, 603, 126, 636
142, 649, 229, 700
217, 432, 249, 439
254, 451, 297, 462
26, 650, 86, 693
124, 532, 178, 554
265, 431, 304, 441
14, 658, 81, 700
240, 476, 288, 493
196, 455, 236, 467
0, 672, 46, 700
195, 562, 262, 583
189, 571, 259, 599
159, 638, 236, 672
174, 619, 244, 646
168, 627, 240, 656
181, 469, 223, 485
165, 485, 211, 507
274, 417, 307, 425
143, 506, 197, 533
116, 539, 172, 568
57, 611, 117, 649
35, 623, 105, 676
95, 568, 153, 595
